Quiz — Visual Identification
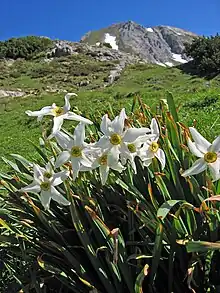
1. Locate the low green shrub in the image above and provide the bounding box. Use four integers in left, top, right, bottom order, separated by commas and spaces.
27, 64, 56, 79
0, 36, 54, 60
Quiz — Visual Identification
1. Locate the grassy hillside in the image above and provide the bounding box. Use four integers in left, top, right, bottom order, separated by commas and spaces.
0, 56, 220, 171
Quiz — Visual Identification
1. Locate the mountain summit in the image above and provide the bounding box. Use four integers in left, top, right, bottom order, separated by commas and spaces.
81, 21, 197, 66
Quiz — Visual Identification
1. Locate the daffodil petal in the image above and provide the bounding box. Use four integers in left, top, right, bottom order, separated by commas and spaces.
155, 149, 166, 169
139, 148, 154, 162
143, 158, 153, 167
37, 115, 44, 122
25, 106, 54, 118
64, 112, 93, 125
130, 159, 137, 174
182, 158, 206, 177
139, 143, 150, 153
40, 190, 51, 210
55, 151, 70, 168
136, 134, 156, 144
80, 165, 94, 171
208, 159, 220, 181
38, 166, 47, 177
54, 131, 72, 149
210, 136, 220, 153
52, 116, 64, 135
33, 164, 44, 182
123, 128, 151, 143
81, 156, 92, 168
71, 158, 81, 174
107, 147, 120, 166
51, 170, 69, 186
150, 118, 160, 137
111, 161, 124, 172
111, 108, 127, 134
100, 165, 109, 185
50, 186, 70, 206
21, 181, 41, 193
91, 158, 100, 169
96, 136, 111, 150
187, 138, 204, 157
100, 114, 111, 136
46, 161, 54, 173
63, 93, 77, 112
120, 154, 127, 166
189, 127, 211, 153
74, 122, 86, 146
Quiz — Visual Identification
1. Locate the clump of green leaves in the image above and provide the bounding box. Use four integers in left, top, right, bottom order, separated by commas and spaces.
1, 93, 220, 293
0, 36, 54, 60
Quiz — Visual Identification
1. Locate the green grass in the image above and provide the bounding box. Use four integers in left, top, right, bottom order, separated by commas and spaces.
0, 60, 220, 171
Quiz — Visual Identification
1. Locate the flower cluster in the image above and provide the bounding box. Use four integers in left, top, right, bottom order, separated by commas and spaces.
22, 93, 220, 210
54, 105, 165, 184
22, 94, 166, 209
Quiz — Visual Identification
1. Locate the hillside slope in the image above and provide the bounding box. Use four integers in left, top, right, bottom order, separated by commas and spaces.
0, 54, 220, 172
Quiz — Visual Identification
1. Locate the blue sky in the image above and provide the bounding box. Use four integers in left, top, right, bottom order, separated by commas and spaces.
1, 0, 219, 41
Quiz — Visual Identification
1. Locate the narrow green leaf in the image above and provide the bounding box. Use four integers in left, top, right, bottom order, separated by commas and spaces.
135, 264, 149, 293
186, 241, 220, 253
10, 154, 33, 168
157, 200, 182, 220
1, 157, 21, 173
166, 92, 178, 122
150, 223, 163, 284
157, 200, 194, 221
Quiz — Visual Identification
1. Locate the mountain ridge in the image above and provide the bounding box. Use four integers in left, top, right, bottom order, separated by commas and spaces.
81, 20, 197, 66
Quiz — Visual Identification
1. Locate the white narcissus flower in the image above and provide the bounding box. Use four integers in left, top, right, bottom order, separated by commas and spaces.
139, 118, 166, 169
20, 164, 70, 210
25, 93, 93, 136
182, 127, 220, 181
55, 123, 92, 179
92, 149, 124, 185
120, 137, 147, 173
97, 108, 151, 153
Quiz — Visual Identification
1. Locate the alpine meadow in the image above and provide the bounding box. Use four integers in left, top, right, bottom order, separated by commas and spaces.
1, 21, 220, 293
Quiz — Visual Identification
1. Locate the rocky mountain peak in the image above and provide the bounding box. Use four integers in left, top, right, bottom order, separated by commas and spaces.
81, 21, 198, 66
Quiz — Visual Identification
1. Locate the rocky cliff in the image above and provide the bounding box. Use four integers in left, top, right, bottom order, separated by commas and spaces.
81, 21, 197, 66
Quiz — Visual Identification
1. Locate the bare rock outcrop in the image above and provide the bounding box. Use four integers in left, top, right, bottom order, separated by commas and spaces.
81, 21, 197, 66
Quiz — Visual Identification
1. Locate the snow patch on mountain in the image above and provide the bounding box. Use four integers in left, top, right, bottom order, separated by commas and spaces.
172, 53, 188, 63
104, 33, 118, 50
146, 28, 154, 33
165, 62, 173, 67
156, 62, 166, 67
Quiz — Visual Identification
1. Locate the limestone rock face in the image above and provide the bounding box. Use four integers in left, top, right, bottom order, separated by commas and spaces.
81, 21, 197, 66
